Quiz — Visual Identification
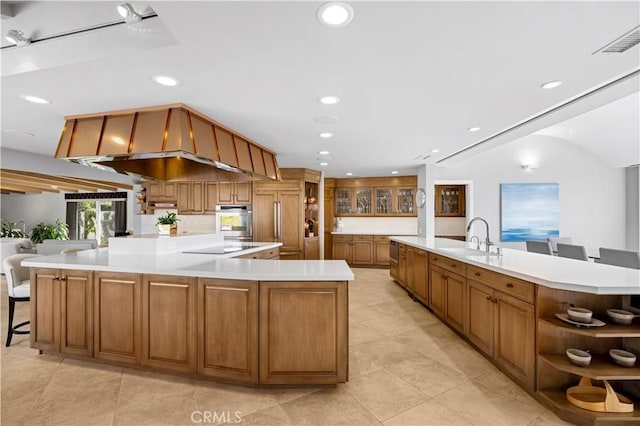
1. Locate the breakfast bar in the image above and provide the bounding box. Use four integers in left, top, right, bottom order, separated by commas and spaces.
389, 236, 640, 426
22, 235, 354, 386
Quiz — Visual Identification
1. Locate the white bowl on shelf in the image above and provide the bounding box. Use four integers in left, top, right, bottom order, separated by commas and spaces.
566, 348, 591, 367
567, 307, 593, 324
609, 349, 636, 368
606, 309, 637, 325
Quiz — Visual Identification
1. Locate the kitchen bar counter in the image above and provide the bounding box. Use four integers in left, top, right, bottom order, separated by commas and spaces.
391, 236, 639, 295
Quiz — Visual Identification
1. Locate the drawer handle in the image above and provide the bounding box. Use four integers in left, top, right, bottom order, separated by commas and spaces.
474, 272, 481, 277
486, 296, 492, 301
433, 257, 439, 261
450, 264, 456, 268
506, 283, 514, 288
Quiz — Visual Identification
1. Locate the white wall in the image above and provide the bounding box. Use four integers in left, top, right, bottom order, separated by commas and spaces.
136, 210, 216, 235
335, 217, 417, 235
430, 134, 627, 251
626, 165, 640, 250
1, 148, 137, 233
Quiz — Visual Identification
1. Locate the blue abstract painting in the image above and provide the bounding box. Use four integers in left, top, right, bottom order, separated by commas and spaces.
500, 183, 559, 242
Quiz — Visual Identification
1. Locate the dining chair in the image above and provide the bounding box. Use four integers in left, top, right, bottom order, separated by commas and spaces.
597, 248, 640, 269
2, 254, 39, 346
557, 243, 588, 261
547, 237, 573, 253
526, 240, 553, 255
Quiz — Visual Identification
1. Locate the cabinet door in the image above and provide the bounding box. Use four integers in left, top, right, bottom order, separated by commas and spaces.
332, 241, 351, 263
398, 253, 407, 286
163, 182, 177, 199
352, 240, 373, 265
191, 182, 204, 214
142, 275, 196, 373
234, 182, 252, 204
279, 190, 303, 254
176, 182, 190, 214
375, 188, 393, 215
335, 188, 353, 215
396, 188, 415, 215
259, 281, 347, 384
94, 272, 142, 365
31, 268, 61, 352
429, 266, 446, 318
412, 249, 429, 303
435, 185, 465, 217
253, 191, 277, 243
373, 240, 390, 266
355, 188, 373, 214
444, 272, 466, 334
198, 279, 258, 383
466, 280, 494, 356
146, 182, 163, 200
493, 291, 535, 390
217, 182, 234, 204
204, 182, 217, 213
60, 270, 93, 357
304, 238, 320, 260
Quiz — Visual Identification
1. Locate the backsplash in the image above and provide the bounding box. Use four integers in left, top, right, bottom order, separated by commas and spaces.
335, 217, 417, 235
137, 210, 216, 235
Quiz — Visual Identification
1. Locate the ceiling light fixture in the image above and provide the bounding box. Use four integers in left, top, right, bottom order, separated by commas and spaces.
318, 150, 330, 155
319, 132, 334, 138
467, 127, 481, 132
541, 80, 563, 90
320, 162, 329, 166
117, 3, 142, 23
391, 170, 399, 175
319, 95, 341, 105
521, 164, 540, 171
152, 75, 180, 87
317, 2, 354, 27
20, 94, 51, 104
431, 149, 440, 153
5, 29, 30, 46
345, 172, 353, 176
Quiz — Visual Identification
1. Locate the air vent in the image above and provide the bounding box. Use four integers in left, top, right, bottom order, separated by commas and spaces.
593, 25, 640, 54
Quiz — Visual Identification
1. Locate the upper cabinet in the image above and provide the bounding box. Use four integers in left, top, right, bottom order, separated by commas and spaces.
435, 185, 465, 217
334, 176, 417, 217
217, 182, 252, 205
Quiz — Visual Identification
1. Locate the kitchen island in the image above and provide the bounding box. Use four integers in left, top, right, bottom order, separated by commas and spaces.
23, 237, 353, 387
390, 236, 640, 426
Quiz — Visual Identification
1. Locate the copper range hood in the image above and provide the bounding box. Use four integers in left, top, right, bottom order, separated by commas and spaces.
55, 103, 281, 182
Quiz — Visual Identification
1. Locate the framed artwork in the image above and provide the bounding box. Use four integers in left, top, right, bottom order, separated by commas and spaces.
500, 183, 559, 242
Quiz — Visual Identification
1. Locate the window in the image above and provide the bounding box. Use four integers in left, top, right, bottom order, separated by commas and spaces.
66, 192, 127, 245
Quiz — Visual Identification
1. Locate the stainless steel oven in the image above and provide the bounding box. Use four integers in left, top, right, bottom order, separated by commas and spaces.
215, 205, 252, 241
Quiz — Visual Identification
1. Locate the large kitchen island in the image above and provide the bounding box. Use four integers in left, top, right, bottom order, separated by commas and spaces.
22, 234, 353, 387
390, 236, 640, 426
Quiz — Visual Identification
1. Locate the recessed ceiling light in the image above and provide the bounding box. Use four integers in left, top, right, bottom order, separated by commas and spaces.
317, 2, 354, 27
152, 74, 180, 87
431, 149, 440, 153
345, 172, 353, 176
318, 150, 330, 155
314, 115, 340, 124
319, 95, 341, 105
319, 132, 334, 138
20, 94, 50, 104
320, 162, 329, 166
467, 127, 481, 132
391, 170, 399, 175
541, 80, 562, 90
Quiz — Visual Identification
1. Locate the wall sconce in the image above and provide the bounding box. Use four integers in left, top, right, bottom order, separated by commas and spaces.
5, 29, 31, 46
521, 164, 540, 171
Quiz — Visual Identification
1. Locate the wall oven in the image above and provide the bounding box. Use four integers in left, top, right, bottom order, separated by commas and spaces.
215, 205, 252, 241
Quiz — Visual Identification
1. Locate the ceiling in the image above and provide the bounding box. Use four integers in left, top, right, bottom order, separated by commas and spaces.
1, 1, 639, 179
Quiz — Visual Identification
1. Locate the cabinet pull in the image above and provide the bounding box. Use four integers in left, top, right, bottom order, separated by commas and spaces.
433, 257, 439, 261
506, 283, 514, 288
474, 272, 481, 277
486, 295, 492, 301
273, 202, 278, 239
59, 276, 66, 282
493, 297, 498, 303
450, 264, 456, 268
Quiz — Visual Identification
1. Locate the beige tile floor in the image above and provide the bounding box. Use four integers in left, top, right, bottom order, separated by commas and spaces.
1, 268, 572, 426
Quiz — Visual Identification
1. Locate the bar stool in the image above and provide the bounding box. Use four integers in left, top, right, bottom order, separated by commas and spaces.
597, 248, 640, 269
557, 243, 588, 261
526, 240, 553, 255
2, 254, 38, 346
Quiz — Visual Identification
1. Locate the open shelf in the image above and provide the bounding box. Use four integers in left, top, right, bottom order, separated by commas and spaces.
537, 390, 640, 425
539, 354, 640, 381
540, 317, 640, 338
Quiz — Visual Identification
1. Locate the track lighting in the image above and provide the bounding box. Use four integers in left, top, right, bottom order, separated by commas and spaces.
117, 3, 141, 23
5, 29, 30, 47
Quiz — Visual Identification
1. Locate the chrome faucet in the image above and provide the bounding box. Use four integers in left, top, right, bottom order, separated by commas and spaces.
466, 217, 494, 252
469, 235, 481, 250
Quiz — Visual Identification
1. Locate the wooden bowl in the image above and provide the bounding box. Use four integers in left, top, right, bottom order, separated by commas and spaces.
566, 377, 633, 413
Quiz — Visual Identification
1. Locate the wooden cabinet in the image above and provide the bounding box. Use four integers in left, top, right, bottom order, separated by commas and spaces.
304, 237, 320, 260
198, 279, 258, 384
445, 270, 466, 334
429, 254, 467, 335
253, 188, 303, 259
335, 183, 417, 217
406, 247, 428, 303
31, 268, 93, 357
398, 243, 407, 286
146, 181, 177, 201
373, 236, 390, 266
142, 275, 196, 373
236, 246, 280, 260
332, 235, 352, 263
396, 187, 416, 215
177, 182, 204, 214
375, 188, 393, 215
331, 235, 375, 266
430, 266, 446, 318
335, 188, 354, 215
204, 182, 217, 213
435, 185, 465, 217
259, 281, 348, 385
218, 181, 251, 205
94, 271, 142, 365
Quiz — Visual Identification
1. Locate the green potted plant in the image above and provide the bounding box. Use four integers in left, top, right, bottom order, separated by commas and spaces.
1, 220, 27, 238
29, 219, 70, 244
156, 212, 179, 236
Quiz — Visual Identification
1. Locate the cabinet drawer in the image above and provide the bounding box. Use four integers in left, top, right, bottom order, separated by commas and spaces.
353, 235, 373, 241
374, 235, 389, 242
467, 265, 534, 303
429, 253, 466, 275
333, 234, 352, 242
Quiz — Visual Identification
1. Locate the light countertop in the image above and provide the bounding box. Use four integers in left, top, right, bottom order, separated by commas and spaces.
390, 236, 640, 295
22, 245, 354, 282
332, 232, 416, 236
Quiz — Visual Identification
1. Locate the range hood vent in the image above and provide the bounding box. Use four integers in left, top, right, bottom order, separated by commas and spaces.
55, 104, 281, 182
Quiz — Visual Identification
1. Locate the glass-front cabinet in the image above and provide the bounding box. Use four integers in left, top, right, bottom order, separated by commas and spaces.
396, 188, 415, 215
355, 189, 373, 215
335, 188, 353, 215
375, 188, 393, 215
435, 185, 465, 217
